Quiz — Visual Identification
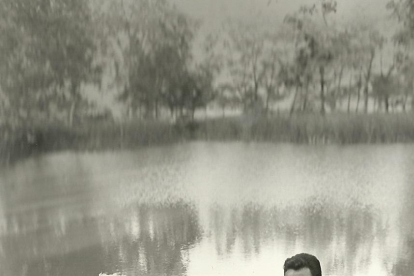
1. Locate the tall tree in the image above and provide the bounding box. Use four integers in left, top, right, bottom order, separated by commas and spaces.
223, 21, 268, 112
360, 28, 384, 113
98, 0, 198, 119
388, 0, 414, 111
0, 0, 95, 125
284, 2, 336, 115
388, 0, 414, 42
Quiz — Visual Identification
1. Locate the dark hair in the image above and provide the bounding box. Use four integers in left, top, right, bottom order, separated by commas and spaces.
283, 253, 322, 276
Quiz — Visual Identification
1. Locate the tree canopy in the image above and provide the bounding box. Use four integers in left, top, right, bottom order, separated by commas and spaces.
0, 0, 413, 126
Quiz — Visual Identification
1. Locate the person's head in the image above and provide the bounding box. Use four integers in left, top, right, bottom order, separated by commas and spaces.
283, 253, 321, 276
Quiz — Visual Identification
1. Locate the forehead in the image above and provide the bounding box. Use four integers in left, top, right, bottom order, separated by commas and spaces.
285, 267, 312, 276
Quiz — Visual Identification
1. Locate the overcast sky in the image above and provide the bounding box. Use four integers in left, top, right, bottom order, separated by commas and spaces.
174, 0, 395, 35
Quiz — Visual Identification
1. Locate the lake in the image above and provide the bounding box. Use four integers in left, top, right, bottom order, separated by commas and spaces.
0, 142, 413, 276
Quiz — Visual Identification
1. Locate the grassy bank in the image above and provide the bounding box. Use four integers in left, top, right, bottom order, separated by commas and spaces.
0, 120, 183, 164
196, 113, 414, 144
2, 113, 414, 164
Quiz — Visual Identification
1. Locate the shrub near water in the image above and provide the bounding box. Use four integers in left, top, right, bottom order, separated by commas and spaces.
196, 113, 414, 144
76, 120, 180, 150
0, 120, 180, 164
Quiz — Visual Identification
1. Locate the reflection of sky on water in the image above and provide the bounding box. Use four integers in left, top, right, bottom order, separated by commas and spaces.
0, 143, 413, 276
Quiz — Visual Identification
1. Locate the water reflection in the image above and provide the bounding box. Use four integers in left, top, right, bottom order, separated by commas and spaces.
102, 203, 201, 275
201, 201, 390, 276
0, 201, 201, 276
392, 159, 414, 276
0, 143, 413, 276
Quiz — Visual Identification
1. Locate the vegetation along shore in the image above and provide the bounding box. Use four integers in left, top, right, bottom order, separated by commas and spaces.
2, 0, 414, 164
3, 112, 414, 165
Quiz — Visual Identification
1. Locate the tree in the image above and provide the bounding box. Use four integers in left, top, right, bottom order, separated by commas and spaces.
215, 84, 241, 117
372, 72, 396, 113
284, 2, 336, 115
360, 28, 385, 113
329, 29, 353, 111
343, 27, 368, 113
93, 0, 197, 120
388, 0, 414, 43
223, 21, 268, 112
398, 57, 414, 111
0, 0, 96, 126
372, 49, 414, 112
261, 53, 283, 115
388, 0, 414, 111
180, 66, 215, 119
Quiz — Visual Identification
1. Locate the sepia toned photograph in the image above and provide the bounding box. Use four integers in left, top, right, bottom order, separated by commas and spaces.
0, 0, 413, 275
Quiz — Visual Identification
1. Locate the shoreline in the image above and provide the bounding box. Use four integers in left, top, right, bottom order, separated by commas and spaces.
2, 113, 414, 165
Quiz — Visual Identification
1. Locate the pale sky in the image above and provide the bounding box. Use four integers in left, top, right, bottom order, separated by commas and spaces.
174, 0, 395, 35
173, 0, 397, 79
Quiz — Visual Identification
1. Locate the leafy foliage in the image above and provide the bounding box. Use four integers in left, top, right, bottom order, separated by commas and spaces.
0, 0, 95, 123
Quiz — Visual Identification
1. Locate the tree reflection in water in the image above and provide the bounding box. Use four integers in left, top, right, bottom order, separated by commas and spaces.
1, 145, 414, 276
100, 202, 201, 275
0, 191, 412, 276
392, 166, 414, 276
204, 199, 398, 276
0, 201, 201, 276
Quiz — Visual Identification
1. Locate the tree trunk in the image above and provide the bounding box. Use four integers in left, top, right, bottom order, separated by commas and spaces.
174, 108, 179, 121
253, 64, 259, 103
290, 86, 299, 116
347, 74, 353, 114
403, 95, 408, 112
355, 72, 363, 113
68, 82, 79, 128
302, 91, 308, 112
385, 96, 389, 113
128, 107, 133, 120
169, 106, 175, 122
155, 100, 159, 120
140, 106, 144, 120
336, 66, 344, 109
356, 87, 361, 113
302, 82, 309, 112
363, 85, 369, 113
265, 88, 271, 116
254, 80, 259, 103
69, 100, 76, 128
364, 50, 375, 113
119, 123, 124, 149
320, 66, 326, 116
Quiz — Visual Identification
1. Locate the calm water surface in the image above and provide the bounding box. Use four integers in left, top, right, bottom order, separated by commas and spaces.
0, 142, 413, 276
